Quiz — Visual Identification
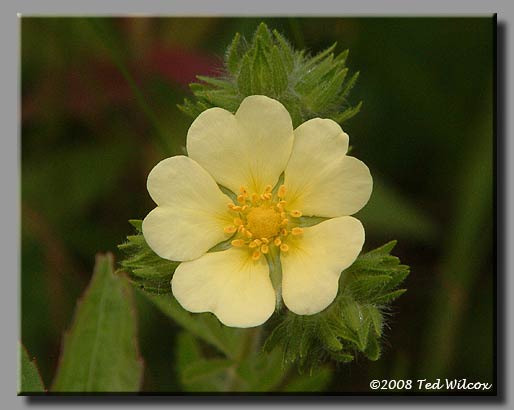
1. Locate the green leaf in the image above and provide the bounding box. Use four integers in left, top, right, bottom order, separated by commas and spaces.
225, 32, 242, 74
19, 343, 45, 393
142, 292, 245, 360
181, 22, 362, 126
52, 254, 143, 392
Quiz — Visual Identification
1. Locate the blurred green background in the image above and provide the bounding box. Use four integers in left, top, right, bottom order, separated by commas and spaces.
21, 17, 494, 392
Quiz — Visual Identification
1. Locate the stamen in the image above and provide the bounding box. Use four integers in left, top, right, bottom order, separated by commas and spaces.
231, 205, 242, 212
280, 243, 289, 252
261, 244, 269, 254
274, 237, 282, 246
245, 230, 253, 238
237, 194, 247, 204
280, 228, 288, 236
252, 250, 261, 261
281, 219, 289, 226
239, 186, 248, 195
249, 240, 258, 248
290, 210, 302, 218
251, 193, 260, 204
254, 239, 262, 246
233, 217, 243, 226
278, 185, 287, 199
292, 227, 304, 236
224, 226, 237, 234
231, 239, 245, 247
260, 237, 269, 244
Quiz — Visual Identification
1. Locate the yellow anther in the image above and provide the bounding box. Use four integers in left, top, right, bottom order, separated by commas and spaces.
224, 226, 237, 234
280, 243, 289, 252
280, 228, 288, 236
251, 193, 260, 204
261, 244, 269, 254
264, 184, 273, 194
281, 219, 289, 226
263, 193, 272, 200
280, 212, 287, 219
237, 194, 247, 204
228, 203, 236, 210
245, 230, 253, 238
234, 217, 243, 226
278, 185, 287, 199
249, 240, 258, 248
241, 205, 248, 212
252, 250, 261, 261
290, 210, 302, 218
292, 227, 304, 236
239, 186, 248, 195
238, 225, 245, 233
231, 239, 245, 247
254, 239, 262, 246
261, 237, 269, 244
230, 205, 242, 212
274, 237, 282, 246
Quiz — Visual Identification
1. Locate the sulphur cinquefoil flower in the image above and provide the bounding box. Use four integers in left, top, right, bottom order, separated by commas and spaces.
142, 96, 372, 328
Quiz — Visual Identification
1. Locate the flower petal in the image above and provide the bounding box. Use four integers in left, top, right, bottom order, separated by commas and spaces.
142, 156, 233, 261
187, 95, 294, 195
172, 247, 276, 327
284, 118, 372, 217
281, 216, 365, 315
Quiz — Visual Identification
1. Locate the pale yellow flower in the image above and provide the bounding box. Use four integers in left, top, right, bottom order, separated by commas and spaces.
143, 96, 372, 328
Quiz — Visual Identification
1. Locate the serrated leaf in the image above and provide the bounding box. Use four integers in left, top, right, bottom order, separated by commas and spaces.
333, 101, 363, 123
52, 254, 143, 392
304, 42, 337, 70
238, 53, 253, 95
270, 45, 288, 95
372, 289, 407, 304
363, 335, 381, 361
225, 32, 242, 74
19, 343, 45, 393
180, 23, 361, 125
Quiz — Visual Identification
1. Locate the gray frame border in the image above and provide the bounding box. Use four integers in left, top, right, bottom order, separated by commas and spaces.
3, 1, 512, 409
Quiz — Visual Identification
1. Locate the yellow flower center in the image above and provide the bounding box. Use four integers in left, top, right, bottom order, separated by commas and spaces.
246, 206, 282, 239
223, 184, 304, 261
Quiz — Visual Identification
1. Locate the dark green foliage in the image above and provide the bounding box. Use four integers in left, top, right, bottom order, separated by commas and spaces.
117, 220, 179, 294
179, 23, 362, 127
264, 241, 409, 371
